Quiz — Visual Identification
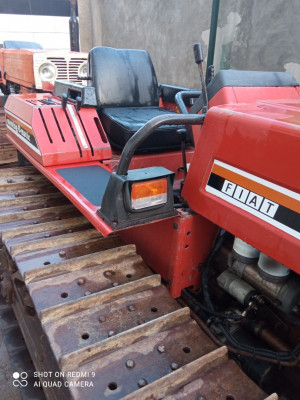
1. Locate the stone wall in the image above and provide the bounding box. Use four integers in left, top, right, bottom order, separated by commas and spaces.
78, 0, 300, 88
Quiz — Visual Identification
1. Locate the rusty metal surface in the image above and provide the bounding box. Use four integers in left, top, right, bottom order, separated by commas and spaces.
67, 320, 216, 399
0, 205, 82, 231
0, 165, 269, 400
0, 193, 69, 216
0, 183, 58, 200
0, 145, 18, 165
27, 249, 150, 313
0, 109, 18, 164
163, 359, 268, 400
15, 235, 124, 277
44, 285, 181, 359
3, 218, 92, 249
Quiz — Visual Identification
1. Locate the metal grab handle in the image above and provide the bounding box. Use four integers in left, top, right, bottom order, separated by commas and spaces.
175, 90, 202, 114
116, 113, 205, 176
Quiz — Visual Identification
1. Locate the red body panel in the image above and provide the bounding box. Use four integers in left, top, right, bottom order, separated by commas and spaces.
183, 91, 300, 274
5, 93, 112, 166
121, 211, 217, 298
208, 86, 300, 107
5, 126, 113, 235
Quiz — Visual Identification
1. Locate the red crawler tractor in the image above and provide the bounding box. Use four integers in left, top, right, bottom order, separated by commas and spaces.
2, 43, 300, 399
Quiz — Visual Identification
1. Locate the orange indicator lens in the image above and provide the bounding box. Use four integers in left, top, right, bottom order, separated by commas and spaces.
131, 178, 168, 210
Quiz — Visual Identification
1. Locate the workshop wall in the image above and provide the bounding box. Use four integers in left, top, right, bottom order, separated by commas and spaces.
78, 0, 300, 88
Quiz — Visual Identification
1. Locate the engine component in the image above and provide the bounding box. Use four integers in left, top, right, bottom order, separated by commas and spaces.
230, 260, 300, 313
227, 324, 276, 388
233, 237, 260, 264
258, 253, 290, 283
217, 269, 256, 305
245, 320, 291, 352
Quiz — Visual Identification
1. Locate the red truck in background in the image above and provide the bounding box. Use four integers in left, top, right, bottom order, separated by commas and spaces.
0, 40, 87, 94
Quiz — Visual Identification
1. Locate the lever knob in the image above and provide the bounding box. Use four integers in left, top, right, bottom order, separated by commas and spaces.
193, 42, 204, 64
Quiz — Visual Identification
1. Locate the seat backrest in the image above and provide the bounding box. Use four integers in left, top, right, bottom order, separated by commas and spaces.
88, 46, 159, 108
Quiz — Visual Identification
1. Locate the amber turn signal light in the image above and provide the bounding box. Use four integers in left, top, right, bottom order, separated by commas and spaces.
131, 178, 168, 210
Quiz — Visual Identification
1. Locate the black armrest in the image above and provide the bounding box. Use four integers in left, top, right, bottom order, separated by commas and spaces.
159, 83, 197, 105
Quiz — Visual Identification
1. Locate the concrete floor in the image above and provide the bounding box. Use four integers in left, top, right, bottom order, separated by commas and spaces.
0, 249, 45, 400
0, 300, 22, 400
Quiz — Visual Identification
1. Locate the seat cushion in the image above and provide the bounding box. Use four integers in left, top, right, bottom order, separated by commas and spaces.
100, 107, 193, 153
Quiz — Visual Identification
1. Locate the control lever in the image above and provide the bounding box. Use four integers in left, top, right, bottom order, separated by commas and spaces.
76, 96, 82, 112
61, 93, 67, 109
193, 43, 209, 113
177, 128, 188, 177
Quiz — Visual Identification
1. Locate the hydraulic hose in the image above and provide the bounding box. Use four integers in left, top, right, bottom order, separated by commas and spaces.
183, 289, 243, 321
178, 296, 300, 367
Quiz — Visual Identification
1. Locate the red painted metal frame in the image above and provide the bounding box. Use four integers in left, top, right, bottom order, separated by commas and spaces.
5, 93, 112, 166
3, 136, 114, 236
183, 91, 300, 274
120, 211, 217, 298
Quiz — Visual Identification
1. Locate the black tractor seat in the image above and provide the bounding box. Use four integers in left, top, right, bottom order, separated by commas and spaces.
88, 46, 193, 153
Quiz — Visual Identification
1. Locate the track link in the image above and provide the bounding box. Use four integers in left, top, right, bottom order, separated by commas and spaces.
0, 108, 18, 165
0, 166, 276, 400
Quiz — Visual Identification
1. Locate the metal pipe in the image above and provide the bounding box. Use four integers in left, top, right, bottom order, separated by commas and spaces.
116, 113, 205, 176
69, 0, 80, 51
247, 320, 292, 352
205, 0, 220, 83
174, 90, 201, 114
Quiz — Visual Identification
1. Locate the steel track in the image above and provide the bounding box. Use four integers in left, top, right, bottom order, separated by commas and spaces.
0, 165, 276, 400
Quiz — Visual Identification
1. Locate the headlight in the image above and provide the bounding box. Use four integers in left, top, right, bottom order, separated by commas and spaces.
39, 63, 57, 82
78, 61, 88, 78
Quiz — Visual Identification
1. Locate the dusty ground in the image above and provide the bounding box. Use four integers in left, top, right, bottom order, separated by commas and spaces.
0, 301, 22, 400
